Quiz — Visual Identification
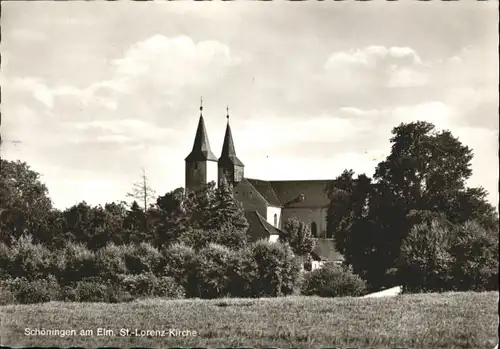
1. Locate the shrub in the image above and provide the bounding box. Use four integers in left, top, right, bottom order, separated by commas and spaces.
398, 219, 455, 293
155, 276, 185, 299
450, 221, 499, 291
225, 248, 257, 298
95, 243, 128, 282
59, 242, 99, 284
58, 281, 134, 303
161, 243, 197, 296
0, 280, 16, 305
194, 244, 233, 299
124, 242, 163, 275
301, 262, 367, 297
5, 275, 60, 304
5, 235, 52, 280
247, 240, 301, 297
397, 219, 499, 293
119, 272, 158, 297
0, 243, 11, 279
72, 281, 109, 302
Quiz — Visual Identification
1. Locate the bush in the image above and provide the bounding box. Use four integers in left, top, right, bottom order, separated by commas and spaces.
397, 219, 499, 293
95, 243, 128, 282
0, 243, 12, 279
155, 276, 185, 299
450, 221, 499, 291
398, 220, 455, 293
225, 248, 257, 298
72, 281, 109, 302
119, 272, 158, 297
161, 243, 198, 296
124, 242, 163, 275
246, 240, 301, 297
4, 235, 52, 280
194, 244, 233, 299
301, 262, 367, 297
118, 273, 184, 299
58, 281, 134, 303
59, 242, 99, 284
0, 280, 16, 305
5, 275, 60, 304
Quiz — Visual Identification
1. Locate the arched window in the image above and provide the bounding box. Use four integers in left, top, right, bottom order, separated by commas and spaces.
274, 214, 278, 227
311, 222, 318, 237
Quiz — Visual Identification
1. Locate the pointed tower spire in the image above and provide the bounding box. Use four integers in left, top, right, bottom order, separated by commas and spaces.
185, 97, 217, 162
220, 106, 243, 165
218, 106, 244, 186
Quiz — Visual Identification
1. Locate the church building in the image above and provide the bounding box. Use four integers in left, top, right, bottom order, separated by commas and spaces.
184, 102, 343, 264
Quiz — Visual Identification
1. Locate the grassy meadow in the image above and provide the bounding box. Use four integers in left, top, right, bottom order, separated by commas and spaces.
1, 292, 498, 349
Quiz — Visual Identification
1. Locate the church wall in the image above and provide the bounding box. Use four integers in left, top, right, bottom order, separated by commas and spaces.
268, 234, 279, 243
266, 206, 282, 229
185, 160, 206, 192
185, 160, 219, 191
281, 207, 328, 238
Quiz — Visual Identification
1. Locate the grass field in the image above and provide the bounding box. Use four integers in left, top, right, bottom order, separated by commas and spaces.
1, 292, 498, 349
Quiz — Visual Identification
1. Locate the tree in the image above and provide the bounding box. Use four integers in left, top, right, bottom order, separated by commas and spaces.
450, 221, 499, 291
280, 217, 315, 261
397, 217, 455, 292
0, 160, 53, 244
57, 201, 125, 249
154, 188, 191, 247
154, 180, 249, 250
123, 201, 148, 244
327, 121, 498, 291
126, 168, 156, 213
126, 169, 156, 239
326, 170, 371, 248
204, 177, 249, 248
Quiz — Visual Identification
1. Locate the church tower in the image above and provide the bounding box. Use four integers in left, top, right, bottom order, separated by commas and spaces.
218, 107, 244, 186
185, 98, 218, 192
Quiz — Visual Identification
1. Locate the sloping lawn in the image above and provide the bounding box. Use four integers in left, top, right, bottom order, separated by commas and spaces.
1, 292, 498, 349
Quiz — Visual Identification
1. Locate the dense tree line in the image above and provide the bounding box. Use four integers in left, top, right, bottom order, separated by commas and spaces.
1, 160, 354, 304
1, 120, 497, 303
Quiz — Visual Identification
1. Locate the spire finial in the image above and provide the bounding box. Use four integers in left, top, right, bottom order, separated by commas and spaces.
226, 105, 229, 121
200, 96, 203, 114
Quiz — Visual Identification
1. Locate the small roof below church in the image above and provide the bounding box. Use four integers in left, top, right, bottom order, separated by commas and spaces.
185, 114, 218, 162
245, 210, 284, 242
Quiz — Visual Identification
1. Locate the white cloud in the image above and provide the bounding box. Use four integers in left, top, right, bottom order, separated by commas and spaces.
387, 47, 423, 65
338, 107, 380, 118
325, 45, 423, 70
323, 45, 427, 89
387, 66, 428, 88
112, 34, 241, 89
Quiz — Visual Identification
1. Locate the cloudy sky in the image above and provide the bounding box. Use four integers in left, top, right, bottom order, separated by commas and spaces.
2, 1, 498, 209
